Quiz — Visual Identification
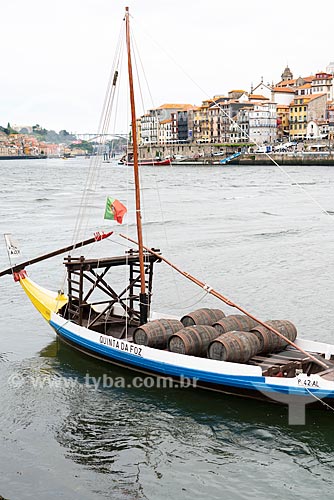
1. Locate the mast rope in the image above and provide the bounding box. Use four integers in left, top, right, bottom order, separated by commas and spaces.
71, 22, 125, 246
57, 20, 125, 294
130, 25, 210, 307
305, 387, 334, 413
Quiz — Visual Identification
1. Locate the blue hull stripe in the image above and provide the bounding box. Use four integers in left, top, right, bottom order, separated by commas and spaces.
50, 319, 334, 399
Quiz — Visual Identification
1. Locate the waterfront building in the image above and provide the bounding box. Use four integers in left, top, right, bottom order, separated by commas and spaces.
192, 106, 202, 144
198, 100, 212, 143
276, 104, 290, 140
289, 93, 327, 140
136, 118, 141, 146
159, 119, 172, 144
140, 104, 192, 145
140, 112, 159, 145
171, 112, 178, 142
218, 99, 255, 143
311, 72, 333, 101
306, 120, 328, 140
209, 97, 230, 143
186, 106, 199, 143
177, 109, 190, 142
209, 104, 222, 143
271, 86, 295, 105
295, 83, 312, 97
234, 107, 253, 143
328, 103, 334, 144
248, 102, 277, 145
191, 100, 213, 143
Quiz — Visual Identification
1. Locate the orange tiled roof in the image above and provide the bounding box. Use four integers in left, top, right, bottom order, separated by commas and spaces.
296, 83, 312, 90
272, 86, 295, 93
307, 93, 327, 101
302, 76, 315, 82
276, 75, 314, 87
290, 93, 326, 106
160, 119, 172, 124
157, 103, 192, 109
248, 94, 269, 100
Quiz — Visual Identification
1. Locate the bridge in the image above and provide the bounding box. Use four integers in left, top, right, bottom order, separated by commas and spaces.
76, 133, 128, 142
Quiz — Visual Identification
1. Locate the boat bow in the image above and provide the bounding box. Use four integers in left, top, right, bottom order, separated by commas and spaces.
19, 276, 67, 322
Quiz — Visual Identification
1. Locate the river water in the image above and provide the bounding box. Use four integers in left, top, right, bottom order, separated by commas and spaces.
1, 158, 334, 499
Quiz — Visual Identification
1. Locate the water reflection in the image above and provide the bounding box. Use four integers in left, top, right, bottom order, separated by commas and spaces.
38, 339, 334, 499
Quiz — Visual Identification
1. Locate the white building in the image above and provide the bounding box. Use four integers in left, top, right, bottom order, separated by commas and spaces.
251, 82, 272, 100
311, 72, 333, 101
271, 86, 296, 105
159, 119, 172, 144
306, 120, 329, 140
248, 102, 277, 145
295, 83, 312, 97
140, 104, 192, 145
235, 107, 253, 143
140, 113, 159, 145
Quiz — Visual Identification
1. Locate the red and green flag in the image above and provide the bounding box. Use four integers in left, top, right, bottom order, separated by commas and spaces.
104, 197, 127, 224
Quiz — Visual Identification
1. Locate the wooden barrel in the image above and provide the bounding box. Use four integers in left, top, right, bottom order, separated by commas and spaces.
181, 308, 226, 327
208, 331, 261, 362
168, 325, 220, 356
213, 314, 259, 335
133, 319, 183, 349
250, 320, 297, 354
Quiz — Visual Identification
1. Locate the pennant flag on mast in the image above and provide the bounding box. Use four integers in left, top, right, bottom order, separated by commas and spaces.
4, 233, 21, 268
4, 234, 21, 259
104, 197, 127, 224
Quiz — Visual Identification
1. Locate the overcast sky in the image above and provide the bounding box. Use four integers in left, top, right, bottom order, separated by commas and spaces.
1, 0, 333, 134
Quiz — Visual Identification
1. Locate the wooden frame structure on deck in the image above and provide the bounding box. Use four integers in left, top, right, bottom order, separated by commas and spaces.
63, 250, 160, 333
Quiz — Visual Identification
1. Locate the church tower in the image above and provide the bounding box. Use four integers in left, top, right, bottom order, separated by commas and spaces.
281, 65, 293, 81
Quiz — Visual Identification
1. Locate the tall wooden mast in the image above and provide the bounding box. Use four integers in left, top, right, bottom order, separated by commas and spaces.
125, 6, 148, 324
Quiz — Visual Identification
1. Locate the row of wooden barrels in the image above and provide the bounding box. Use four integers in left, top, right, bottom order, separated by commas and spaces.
133, 308, 297, 363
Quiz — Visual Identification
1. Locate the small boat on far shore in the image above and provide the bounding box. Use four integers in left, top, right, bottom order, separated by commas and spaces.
119, 156, 172, 166
219, 152, 242, 165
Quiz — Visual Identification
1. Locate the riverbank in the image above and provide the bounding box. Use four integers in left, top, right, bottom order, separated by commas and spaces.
139, 143, 334, 166
172, 153, 334, 166
0, 155, 47, 160
237, 153, 334, 166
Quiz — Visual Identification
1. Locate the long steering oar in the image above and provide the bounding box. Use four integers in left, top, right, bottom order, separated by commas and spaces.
119, 233, 328, 370
0, 231, 113, 278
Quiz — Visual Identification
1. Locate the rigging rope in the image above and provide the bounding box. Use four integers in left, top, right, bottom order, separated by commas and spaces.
57, 21, 126, 294
305, 387, 334, 413
71, 22, 125, 246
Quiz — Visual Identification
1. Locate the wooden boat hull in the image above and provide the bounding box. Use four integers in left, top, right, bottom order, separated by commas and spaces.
49, 311, 334, 406
17, 276, 334, 408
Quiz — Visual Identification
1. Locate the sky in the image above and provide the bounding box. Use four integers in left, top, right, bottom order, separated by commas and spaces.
1, 0, 333, 134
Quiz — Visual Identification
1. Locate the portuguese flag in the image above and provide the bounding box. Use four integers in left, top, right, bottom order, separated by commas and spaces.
104, 197, 127, 224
